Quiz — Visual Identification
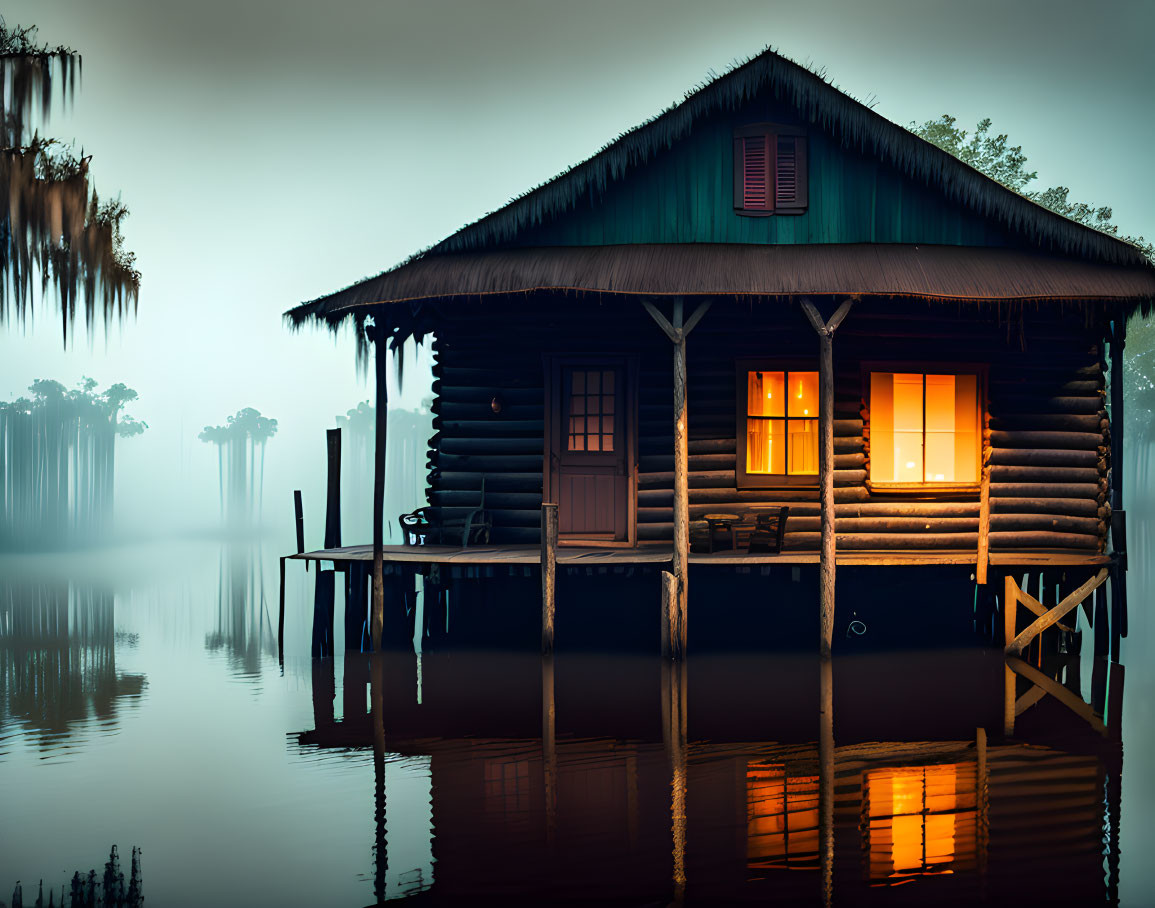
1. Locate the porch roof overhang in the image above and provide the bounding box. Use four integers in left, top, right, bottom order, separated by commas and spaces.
287, 242, 1155, 331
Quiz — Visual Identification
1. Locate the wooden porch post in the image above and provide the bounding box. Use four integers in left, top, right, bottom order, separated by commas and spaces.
643, 297, 710, 661
371, 323, 389, 651
801, 298, 854, 657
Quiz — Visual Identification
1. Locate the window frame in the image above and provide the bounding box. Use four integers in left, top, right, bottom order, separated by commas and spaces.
862, 361, 987, 494
733, 122, 808, 217
736, 358, 821, 489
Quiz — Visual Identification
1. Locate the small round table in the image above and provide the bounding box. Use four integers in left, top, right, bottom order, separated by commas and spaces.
703, 513, 741, 553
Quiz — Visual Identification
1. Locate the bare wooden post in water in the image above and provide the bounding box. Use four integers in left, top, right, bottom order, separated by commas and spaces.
643, 297, 710, 661
541, 503, 558, 654
294, 489, 307, 572
371, 323, 389, 651
801, 298, 854, 656
324, 428, 342, 550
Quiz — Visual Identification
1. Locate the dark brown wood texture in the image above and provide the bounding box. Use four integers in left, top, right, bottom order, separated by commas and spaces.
424, 297, 1110, 556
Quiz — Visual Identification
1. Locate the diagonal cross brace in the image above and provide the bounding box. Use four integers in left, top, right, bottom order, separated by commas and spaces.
643, 298, 711, 343
1006, 568, 1108, 656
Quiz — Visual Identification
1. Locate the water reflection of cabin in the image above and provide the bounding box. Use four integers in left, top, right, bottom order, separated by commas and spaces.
287, 48, 1154, 647
297, 652, 1121, 904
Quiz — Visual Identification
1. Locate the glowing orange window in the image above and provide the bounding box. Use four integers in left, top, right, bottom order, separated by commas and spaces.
747, 763, 820, 870
746, 370, 818, 476
869, 372, 979, 484
865, 763, 978, 884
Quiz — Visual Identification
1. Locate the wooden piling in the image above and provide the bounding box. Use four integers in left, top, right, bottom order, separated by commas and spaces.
1107, 661, 1125, 743
371, 324, 389, 651
324, 428, 342, 550
278, 555, 286, 663
346, 561, 370, 651
294, 489, 307, 572
541, 503, 558, 654
311, 568, 336, 658
661, 570, 679, 660
1003, 573, 1018, 647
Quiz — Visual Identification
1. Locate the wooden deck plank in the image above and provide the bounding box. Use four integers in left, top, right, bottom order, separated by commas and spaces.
288, 544, 1113, 568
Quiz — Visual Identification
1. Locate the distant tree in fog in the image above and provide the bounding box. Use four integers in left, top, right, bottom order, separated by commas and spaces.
0, 377, 146, 549
199, 408, 279, 526
0, 20, 139, 345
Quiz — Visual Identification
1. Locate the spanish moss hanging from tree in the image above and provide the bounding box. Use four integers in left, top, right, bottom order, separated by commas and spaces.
0, 20, 139, 344
0, 378, 146, 550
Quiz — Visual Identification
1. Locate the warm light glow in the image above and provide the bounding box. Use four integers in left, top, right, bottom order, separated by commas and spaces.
870, 372, 979, 483
747, 763, 820, 870
747, 371, 818, 475
865, 763, 977, 884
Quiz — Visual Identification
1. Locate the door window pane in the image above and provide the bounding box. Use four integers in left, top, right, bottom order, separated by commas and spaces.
566, 369, 618, 453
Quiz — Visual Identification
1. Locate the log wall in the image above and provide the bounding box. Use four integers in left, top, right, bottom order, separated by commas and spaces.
424, 296, 1111, 554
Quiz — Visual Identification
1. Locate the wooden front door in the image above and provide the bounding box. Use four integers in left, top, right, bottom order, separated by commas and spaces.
548, 361, 632, 542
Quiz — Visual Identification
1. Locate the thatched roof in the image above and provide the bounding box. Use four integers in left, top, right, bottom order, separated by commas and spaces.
288, 46, 1154, 335
288, 244, 1155, 322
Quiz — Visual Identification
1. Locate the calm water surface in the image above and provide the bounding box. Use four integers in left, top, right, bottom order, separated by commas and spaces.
2, 527, 1153, 906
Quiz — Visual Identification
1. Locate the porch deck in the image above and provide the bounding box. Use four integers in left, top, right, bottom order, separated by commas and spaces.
290, 543, 1112, 568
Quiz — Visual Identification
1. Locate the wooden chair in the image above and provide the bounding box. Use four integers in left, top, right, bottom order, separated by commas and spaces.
747, 506, 789, 554
399, 478, 491, 547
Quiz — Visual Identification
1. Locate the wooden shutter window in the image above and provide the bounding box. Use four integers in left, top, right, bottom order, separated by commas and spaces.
734, 133, 772, 211
775, 135, 808, 211
734, 125, 807, 216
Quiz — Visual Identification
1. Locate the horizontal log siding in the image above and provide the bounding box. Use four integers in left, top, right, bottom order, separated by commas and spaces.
425, 297, 1109, 553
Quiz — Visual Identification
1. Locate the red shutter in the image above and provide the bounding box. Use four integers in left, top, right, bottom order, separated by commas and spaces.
734, 134, 772, 211
775, 136, 808, 210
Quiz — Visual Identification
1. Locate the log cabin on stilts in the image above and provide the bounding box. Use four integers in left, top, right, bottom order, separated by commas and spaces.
285, 47, 1155, 658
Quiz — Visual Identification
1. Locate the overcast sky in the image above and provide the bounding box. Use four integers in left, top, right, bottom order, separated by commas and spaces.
1, 0, 1152, 531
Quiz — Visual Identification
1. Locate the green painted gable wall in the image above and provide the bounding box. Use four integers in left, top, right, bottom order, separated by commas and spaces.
514, 105, 1009, 249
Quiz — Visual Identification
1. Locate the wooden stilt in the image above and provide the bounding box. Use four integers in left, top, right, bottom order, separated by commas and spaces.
643, 297, 710, 663
345, 561, 370, 651
311, 568, 335, 658
819, 656, 834, 908
294, 489, 308, 572
277, 555, 286, 665
1003, 573, 1018, 648
372, 324, 389, 651
801, 299, 855, 656
541, 503, 558, 654
660, 570, 674, 659
1107, 661, 1125, 743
